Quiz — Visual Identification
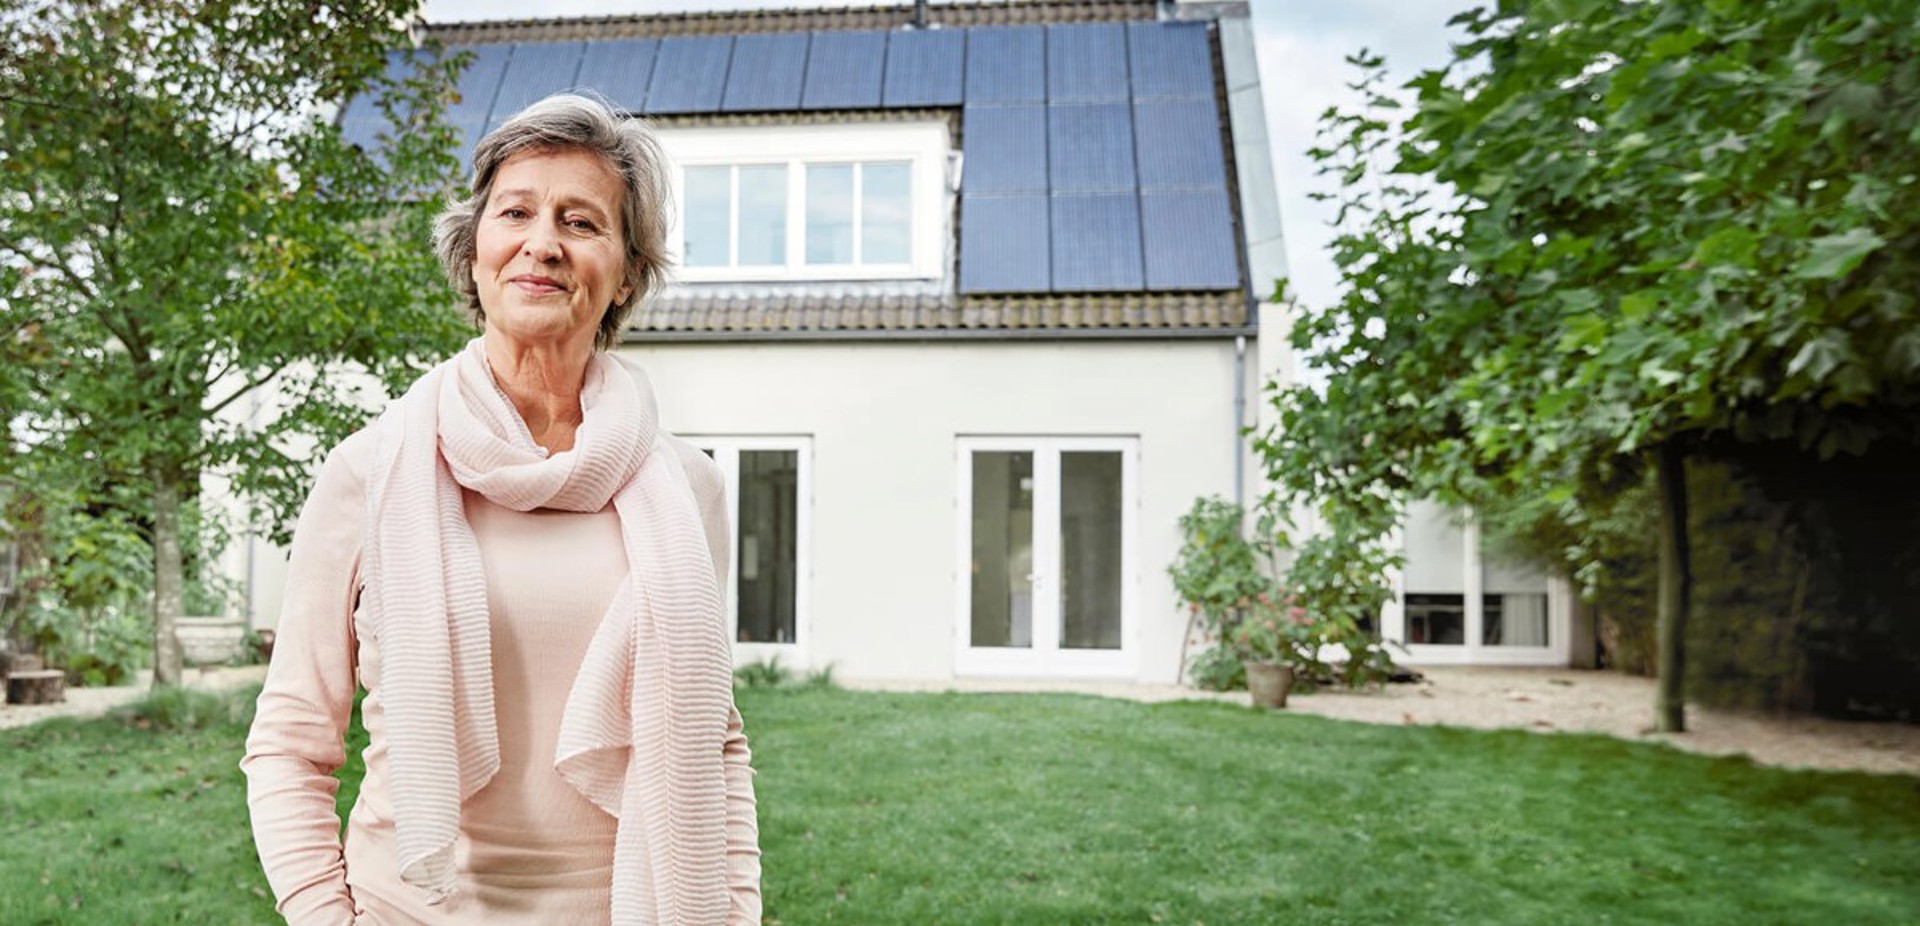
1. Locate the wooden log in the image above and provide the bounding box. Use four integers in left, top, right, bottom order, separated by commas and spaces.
6, 669, 66, 705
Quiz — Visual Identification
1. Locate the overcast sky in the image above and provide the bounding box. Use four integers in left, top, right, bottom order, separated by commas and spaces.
418, 0, 1469, 309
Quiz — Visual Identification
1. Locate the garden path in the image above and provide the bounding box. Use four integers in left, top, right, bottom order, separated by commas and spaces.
0, 664, 267, 731
842, 666, 1920, 777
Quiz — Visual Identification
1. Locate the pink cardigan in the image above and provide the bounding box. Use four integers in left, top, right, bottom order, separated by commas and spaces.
241, 429, 760, 924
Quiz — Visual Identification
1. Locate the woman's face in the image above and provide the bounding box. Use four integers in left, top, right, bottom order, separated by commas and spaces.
471, 147, 632, 354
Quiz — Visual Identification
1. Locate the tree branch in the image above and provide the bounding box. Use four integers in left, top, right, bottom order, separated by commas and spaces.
204, 363, 289, 418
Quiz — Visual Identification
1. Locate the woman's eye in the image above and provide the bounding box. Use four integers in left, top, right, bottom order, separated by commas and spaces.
566, 218, 597, 231
499, 207, 528, 219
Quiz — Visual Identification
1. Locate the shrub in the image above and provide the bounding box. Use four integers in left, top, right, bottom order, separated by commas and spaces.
112, 684, 257, 732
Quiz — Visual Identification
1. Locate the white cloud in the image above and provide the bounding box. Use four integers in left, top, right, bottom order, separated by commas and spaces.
1248, 0, 1467, 310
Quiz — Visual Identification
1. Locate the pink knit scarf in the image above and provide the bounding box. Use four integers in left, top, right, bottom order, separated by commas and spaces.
360, 338, 734, 924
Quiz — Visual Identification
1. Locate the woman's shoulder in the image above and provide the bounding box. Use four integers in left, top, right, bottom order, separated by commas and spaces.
659, 434, 724, 501
307, 427, 380, 509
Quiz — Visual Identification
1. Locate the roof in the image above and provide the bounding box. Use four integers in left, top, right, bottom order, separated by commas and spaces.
631, 289, 1247, 342
372, 1, 1256, 339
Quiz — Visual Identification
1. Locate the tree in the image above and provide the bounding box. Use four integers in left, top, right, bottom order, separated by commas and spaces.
0, 0, 472, 686
1257, 0, 1920, 730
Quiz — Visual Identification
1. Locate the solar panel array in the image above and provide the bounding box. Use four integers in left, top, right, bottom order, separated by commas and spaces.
344, 21, 1238, 294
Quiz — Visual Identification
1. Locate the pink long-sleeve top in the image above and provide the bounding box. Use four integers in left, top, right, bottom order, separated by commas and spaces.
241, 429, 759, 924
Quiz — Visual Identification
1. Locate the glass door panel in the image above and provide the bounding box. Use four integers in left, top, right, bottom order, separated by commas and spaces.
970, 451, 1034, 648
1059, 451, 1122, 650
737, 450, 798, 644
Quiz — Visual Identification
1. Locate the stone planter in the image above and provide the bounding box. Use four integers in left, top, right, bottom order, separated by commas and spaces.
1246, 662, 1295, 709
175, 616, 247, 666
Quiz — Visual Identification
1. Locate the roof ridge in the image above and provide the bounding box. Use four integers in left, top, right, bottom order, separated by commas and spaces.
421, 1, 1186, 45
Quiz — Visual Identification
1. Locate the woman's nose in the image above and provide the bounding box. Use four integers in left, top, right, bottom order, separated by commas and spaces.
523, 219, 562, 261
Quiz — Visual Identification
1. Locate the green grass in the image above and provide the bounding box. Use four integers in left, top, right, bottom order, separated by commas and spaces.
3, 686, 1917, 925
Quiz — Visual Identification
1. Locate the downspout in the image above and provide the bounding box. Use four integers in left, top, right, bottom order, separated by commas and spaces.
1233, 332, 1246, 511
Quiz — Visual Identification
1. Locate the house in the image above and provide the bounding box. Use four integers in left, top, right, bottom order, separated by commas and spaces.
239, 0, 1587, 682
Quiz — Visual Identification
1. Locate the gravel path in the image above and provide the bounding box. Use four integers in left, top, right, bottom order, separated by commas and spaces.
9, 664, 1914, 776
843, 666, 1920, 777
0, 665, 269, 731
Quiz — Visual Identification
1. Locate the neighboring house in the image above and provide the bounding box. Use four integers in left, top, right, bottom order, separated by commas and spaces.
240, 0, 1586, 681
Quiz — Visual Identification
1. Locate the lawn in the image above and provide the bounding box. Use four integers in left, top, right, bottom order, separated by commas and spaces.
2, 685, 1917, 925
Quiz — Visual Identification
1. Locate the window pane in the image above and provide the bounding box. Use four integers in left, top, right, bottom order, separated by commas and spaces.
861, 161, 912, 264
1405, 594, 1465, 645
683, 166, 731, 267
737, 450, 798, 644
1483, 593, 1549, 646
1060, 451, 1122, 650
1483, 538, 1550, 646
805, 163, 855, 265
736, 165, 787, 267
970, 452, 1033, 649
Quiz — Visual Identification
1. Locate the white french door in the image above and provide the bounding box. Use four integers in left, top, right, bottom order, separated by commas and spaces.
954, 437, 1138, 677
694, 437, 813, 670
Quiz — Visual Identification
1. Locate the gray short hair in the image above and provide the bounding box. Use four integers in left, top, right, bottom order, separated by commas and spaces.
432, 93, 672, 350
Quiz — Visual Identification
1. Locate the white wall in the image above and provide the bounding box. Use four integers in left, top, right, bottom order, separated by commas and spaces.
621, 337, 1245, 684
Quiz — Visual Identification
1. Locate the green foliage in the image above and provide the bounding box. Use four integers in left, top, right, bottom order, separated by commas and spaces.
110, 684, 254, 732
1170, 496, 1395, 688
734, 656, 793, 689
1, 0, 474, 684
732, 657, 837, 691
1259, 0, 1920, 703
1184, 643, 1246, 691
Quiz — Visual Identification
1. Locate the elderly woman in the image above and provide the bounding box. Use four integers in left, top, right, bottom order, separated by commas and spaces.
242, 95, 759, 925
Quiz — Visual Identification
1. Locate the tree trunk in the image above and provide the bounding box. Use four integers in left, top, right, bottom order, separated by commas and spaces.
151, 470, 186, 688
1654, 443, 1692, 733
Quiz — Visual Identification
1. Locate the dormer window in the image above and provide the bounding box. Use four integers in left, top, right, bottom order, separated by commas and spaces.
660, 121, 949, 282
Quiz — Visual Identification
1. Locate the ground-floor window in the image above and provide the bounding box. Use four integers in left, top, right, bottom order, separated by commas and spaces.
956, 437, 1137, 677
1397, 500, 1556, 655
694, 437, 811, 650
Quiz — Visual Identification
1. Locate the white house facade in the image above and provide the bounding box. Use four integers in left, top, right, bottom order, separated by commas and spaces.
230, 0, 1592, 681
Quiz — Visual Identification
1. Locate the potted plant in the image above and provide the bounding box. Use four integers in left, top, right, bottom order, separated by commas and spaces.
1228, 592, 1325, 709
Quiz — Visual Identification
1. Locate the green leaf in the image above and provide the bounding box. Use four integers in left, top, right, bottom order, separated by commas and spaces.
1556, 314, 1609, 354
1691, 227, 1759, 272
1792, 228, 1885, 280
1786, 335, 1849, 384
1638, 360, 1683, 389
1618, 291, 1658, 322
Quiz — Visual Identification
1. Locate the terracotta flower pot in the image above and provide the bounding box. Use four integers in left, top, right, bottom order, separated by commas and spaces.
1246, 662, 1295, 709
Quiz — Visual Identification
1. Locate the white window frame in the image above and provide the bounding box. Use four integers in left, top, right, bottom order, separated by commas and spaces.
691, 435, 814, 670
659, 121, 949, 282
953, 436, 1140, 679
1381, 510, 1574, 667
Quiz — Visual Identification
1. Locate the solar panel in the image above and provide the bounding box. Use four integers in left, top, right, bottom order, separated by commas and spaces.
722, 32, 810, 112
801, 31, 886, 109
1050, 192, 1144, 291
963, 26, 1045, 104
1132, 99, 1227, 190
959, 194, 1051, 293
1140, 189, 1240, 290
1127, 21, 1214, 100
882, 28, 964, 106
338, 49, 418, 152
574, 38, 659, 113
1047, 23, 1128, 104
961, 104, 1047, 195
445, 44, 514, 167
646, 36, 733, 114
1047, 103, 1136, 194
487, 41, 588, 133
